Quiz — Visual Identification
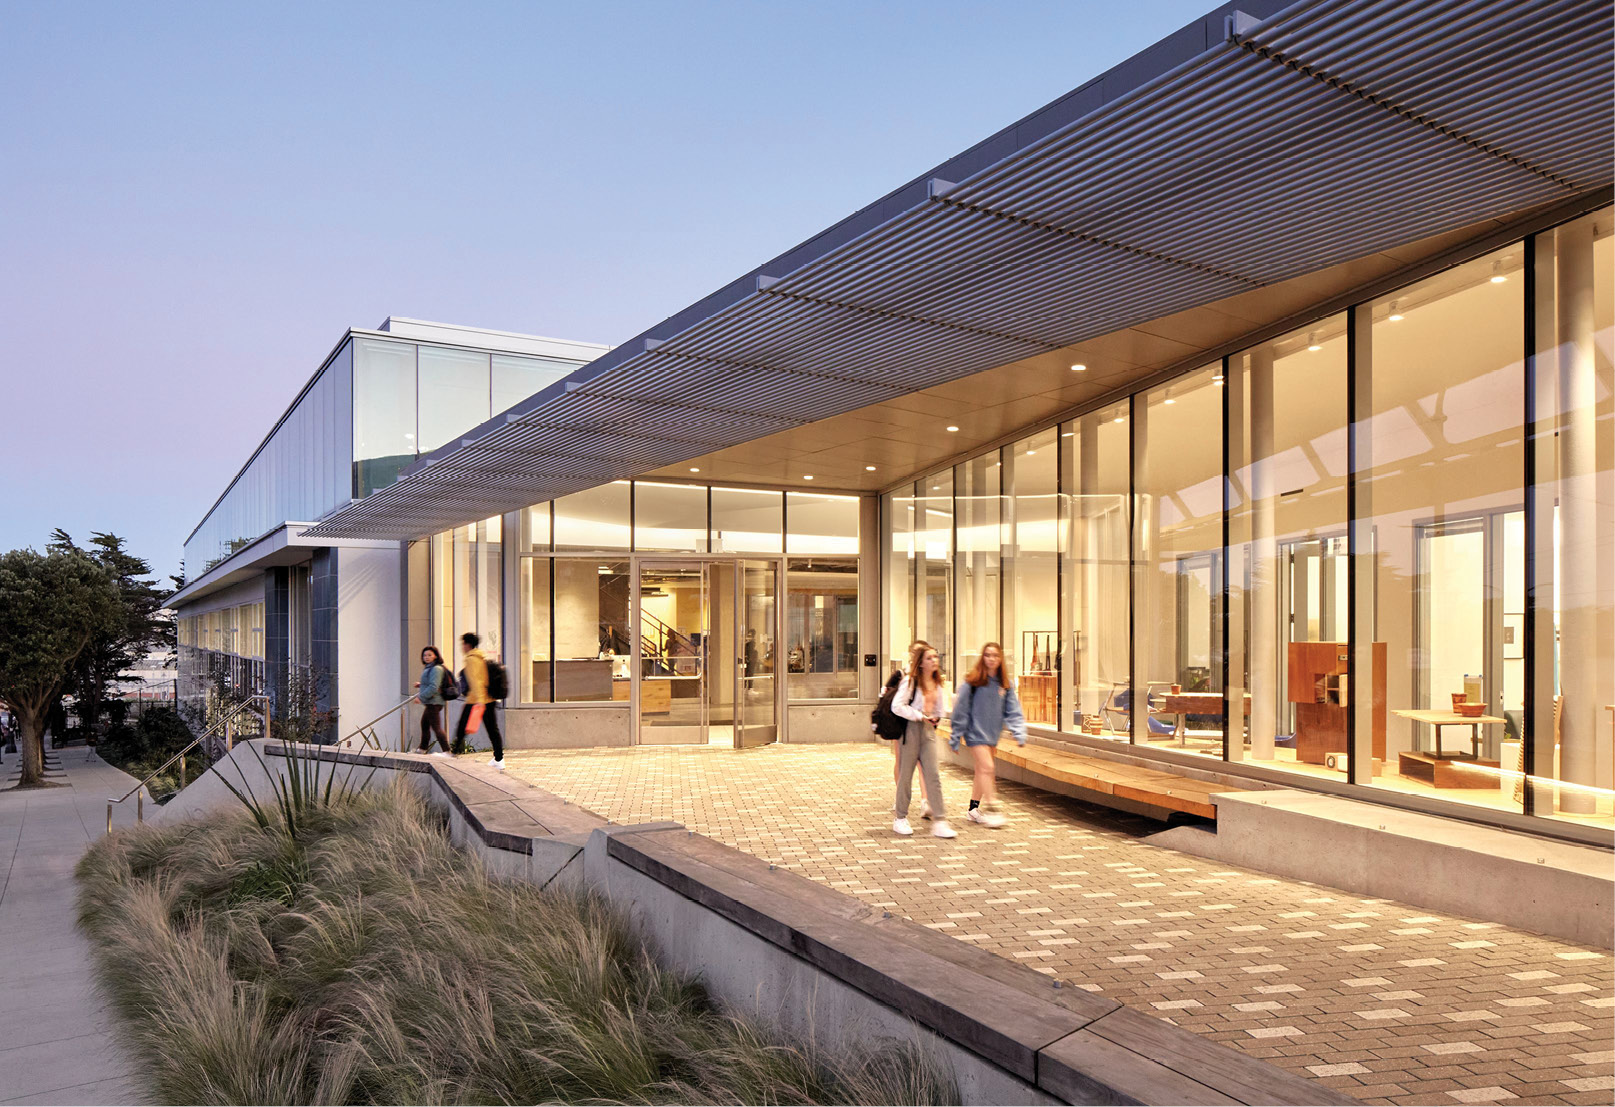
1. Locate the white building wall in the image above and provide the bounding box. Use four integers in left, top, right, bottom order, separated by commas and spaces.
337, 544, 404, 740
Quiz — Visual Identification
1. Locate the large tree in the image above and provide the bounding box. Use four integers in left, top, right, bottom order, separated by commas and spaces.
0, 548, 123, 786
48, 531, 172, 740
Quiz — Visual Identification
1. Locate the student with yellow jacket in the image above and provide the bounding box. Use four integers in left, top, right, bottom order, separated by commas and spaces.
454, 632, 506, 770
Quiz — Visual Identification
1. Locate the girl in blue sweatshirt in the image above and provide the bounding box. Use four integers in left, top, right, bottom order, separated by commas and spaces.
949, 642, 1026, 828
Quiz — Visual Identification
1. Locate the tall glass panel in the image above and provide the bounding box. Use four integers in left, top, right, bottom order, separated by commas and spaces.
554, 482, 631, 551
1229, 317, 1348, 776
1348, 250, 1526, 810
553, 559, 630, 702
353, 338, 417, 497
521, 558, 553, 702
1131, 366, 1224, 751
492, 353, 577, 414
916, 470, 954, 678
786, 492, 859, 554
711, 488, 783, 553
417, 346, 491, 453
1064, 404, 1133, 738
1007, 429, 1059, 727
634, 482, 708, 552
1532, 211, 1613, 827
956, 451, 1001, 680
524, 502, 552, 552
786, 558, 859, 699
883, 485, 916, 675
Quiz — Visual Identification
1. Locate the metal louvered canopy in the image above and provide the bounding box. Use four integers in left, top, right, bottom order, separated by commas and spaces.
304, 0, 1614, 542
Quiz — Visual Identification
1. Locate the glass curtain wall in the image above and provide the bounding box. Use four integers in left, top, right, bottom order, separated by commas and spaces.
1529, 212, 1613, 826
876, 207, 1611, 834
1134, 366, 1224, 749
1007, 428, 1059, 726
429, 517, 504, 665
1062, 404, 1131, 737
1228, 317, 1348, 777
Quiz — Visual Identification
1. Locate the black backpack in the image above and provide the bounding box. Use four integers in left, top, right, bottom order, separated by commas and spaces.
437, 663, 458, 702
871, 674, 910, 740
485, 658, 509, 702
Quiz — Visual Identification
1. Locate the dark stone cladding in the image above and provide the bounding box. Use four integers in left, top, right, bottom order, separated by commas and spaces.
263, 744, 1357, 1107
309, 549, 338, 741
264, 567, 290, 721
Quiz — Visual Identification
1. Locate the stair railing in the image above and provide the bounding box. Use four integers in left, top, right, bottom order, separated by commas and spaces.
106, 694, 269, 832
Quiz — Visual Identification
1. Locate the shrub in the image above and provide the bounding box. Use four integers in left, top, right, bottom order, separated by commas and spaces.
77, 785, 953, 1106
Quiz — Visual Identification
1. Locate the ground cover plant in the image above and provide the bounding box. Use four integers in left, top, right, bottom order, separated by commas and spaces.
76, 782, 954, 1106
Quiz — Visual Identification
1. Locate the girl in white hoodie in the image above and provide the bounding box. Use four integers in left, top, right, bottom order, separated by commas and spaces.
891, 647, 956, 839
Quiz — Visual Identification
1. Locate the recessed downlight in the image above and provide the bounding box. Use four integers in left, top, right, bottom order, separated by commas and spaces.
946, 425, 960, 432
689, 467, 700, 473
803, 474, 814, 480
1070, 363, 1087, 372
865, 465, 877, 471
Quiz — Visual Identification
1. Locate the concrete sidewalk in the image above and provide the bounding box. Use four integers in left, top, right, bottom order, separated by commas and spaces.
0, 746, 148, 1105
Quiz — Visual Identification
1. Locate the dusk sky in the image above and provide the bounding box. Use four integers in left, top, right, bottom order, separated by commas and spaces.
2, 0, 1211, 583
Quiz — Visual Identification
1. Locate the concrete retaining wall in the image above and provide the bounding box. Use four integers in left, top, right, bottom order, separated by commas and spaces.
151, 744, 1354, 1106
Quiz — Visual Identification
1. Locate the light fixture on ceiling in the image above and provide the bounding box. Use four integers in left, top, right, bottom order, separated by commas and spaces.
1070, 362, 1087, 372
802, 474, 814, 480
1113, 416, 1125, 424
1026, 449, 1036, 456
1213, 378, 1225, 387
1490, 260, 1507, 284
946, 425, 960, 432
689, 467, 700, 473
1061, 431, 1074, 437
865, 465, 877, 471
1388, 300, 1403, 322
1307, 331, 1321, 352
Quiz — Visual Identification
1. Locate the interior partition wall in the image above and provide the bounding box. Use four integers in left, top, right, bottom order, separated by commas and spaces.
880, 205, 1614, 840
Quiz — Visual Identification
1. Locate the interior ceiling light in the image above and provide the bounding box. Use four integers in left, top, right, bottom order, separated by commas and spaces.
1307, 331, 1322, 352
802, 474, 814, 480
1388, 300, 1404, 322
1070, 363, 1087, 372
689, 467, 700, 472
946, 425, 960, 432
1026, 449, 1036, 456
865, 465, 877, 471
1113, 416, 1125, 424
1213, 378, 1225, 387
1490, 260, 1507, 284
1061, 431, 1074, 437
1163, 395, 1176, 405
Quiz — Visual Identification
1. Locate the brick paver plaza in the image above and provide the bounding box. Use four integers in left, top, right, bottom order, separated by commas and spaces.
498, 743, 1614, 1105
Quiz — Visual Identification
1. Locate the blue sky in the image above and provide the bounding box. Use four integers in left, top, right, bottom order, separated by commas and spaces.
0, 0, 1214, 580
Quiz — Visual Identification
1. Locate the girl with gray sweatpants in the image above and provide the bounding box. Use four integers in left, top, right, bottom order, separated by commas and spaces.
891, 648, 957, 839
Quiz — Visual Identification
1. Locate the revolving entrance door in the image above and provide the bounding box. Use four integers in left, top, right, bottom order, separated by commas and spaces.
635, 559, 778, 747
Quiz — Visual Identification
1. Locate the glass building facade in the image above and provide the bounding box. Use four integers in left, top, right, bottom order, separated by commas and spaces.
184, 332, 585, 576
882, 210, 1614, 830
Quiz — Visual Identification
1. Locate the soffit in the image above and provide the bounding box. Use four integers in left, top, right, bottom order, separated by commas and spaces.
303, 0, 1613, 541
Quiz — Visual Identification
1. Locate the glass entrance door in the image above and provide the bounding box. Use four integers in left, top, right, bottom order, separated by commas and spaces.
635, 557, 781, 747
736, 559, 779, 748
637, 562, 708, 745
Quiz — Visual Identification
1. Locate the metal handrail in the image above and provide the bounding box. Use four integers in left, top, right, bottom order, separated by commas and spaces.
338, 696, 419, 752
106, 694, 268, 832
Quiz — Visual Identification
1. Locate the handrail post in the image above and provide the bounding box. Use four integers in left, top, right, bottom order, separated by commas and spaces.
136, 791, 144, 824
106, 799, 113, 835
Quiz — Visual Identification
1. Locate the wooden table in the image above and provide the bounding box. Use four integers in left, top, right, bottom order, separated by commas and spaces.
1392, 708, 1505, 759
1159, 693, 1251, 745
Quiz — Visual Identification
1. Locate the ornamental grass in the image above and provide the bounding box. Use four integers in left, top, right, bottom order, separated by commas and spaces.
75, 783, 953, 1106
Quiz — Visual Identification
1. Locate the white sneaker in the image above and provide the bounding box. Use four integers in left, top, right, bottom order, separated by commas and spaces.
892, 817, 913, 836
491, 759, 506, 771
931, 820, 957, 839
429, 751, 451, 758
968, 808, 1006, 828
920, 799, 933, 819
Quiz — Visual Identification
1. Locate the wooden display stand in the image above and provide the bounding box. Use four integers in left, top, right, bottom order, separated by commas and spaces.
1287, 641, 1386, 765
1019, 673, 1058, 726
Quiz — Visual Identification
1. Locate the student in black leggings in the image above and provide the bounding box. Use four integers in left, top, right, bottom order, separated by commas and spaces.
413, 646, 452, 755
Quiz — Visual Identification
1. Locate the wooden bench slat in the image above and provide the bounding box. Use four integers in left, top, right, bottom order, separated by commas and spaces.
997, 744, 1246, 821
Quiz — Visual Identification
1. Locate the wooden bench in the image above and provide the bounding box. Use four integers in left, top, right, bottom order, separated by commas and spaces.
995, 743, 1247, 821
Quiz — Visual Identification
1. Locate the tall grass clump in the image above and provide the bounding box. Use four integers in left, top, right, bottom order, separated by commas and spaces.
76, 782, 955, 1106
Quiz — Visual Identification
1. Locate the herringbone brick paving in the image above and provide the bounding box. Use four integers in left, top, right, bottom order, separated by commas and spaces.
496, 743, 1614, 1105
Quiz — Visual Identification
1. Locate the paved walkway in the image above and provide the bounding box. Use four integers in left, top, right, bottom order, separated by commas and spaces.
0, 747, 147, 1106
498, 743, 1615, 1106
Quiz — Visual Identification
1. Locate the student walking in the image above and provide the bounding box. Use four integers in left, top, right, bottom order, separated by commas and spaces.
413, 646, 453, 755
891, 646, 956, 838
883, 640, 935, 818
949, 641, 1026, 828
454, 632, 506, 770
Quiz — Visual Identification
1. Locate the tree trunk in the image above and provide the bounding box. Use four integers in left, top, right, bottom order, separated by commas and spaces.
16, 707, 47, 787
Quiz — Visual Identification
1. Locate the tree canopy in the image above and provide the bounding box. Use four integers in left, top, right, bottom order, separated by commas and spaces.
0, 546, 124, 786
